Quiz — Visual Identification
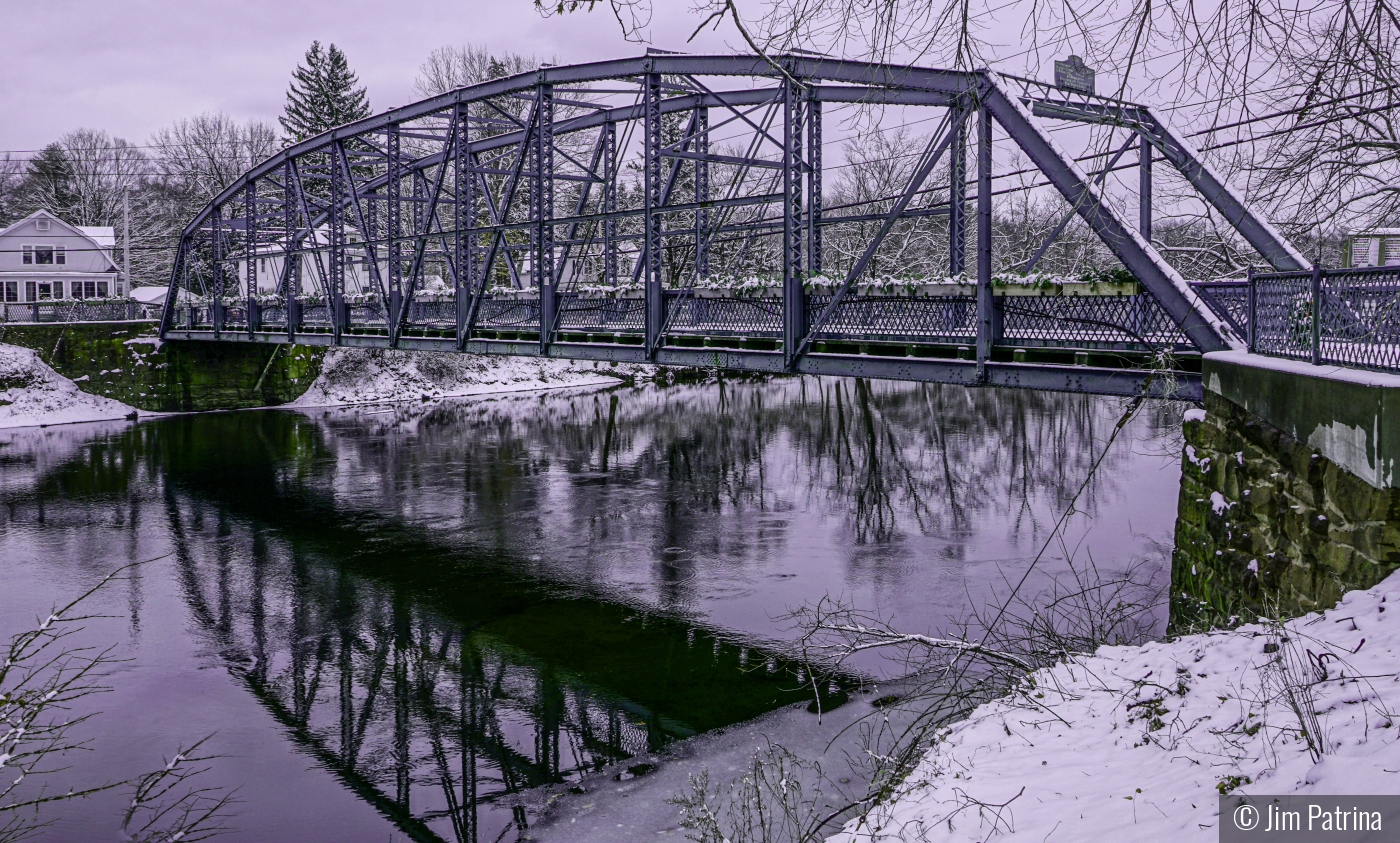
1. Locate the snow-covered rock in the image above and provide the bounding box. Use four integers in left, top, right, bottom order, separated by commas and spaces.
833, 571, 1400, 842
290, 348, 643, 408
0, 343, 138, 429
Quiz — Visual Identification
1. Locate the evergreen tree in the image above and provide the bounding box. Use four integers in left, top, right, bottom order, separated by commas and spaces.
280, 41, 371, 142
18, 144, 78, 219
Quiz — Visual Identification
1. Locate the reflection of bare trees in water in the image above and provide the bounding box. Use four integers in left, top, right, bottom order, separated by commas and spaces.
307, 378, 1165, 569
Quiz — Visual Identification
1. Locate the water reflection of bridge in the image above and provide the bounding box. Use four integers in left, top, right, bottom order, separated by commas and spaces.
152, 438, 838, 842
162, 55, 1317, 400
0, 378, 1176, 841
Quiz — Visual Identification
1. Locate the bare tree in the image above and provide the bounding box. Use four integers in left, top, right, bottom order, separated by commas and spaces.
548, 0, 1400, 238
150, 114, 280, 207
0, 570, 236, 843
413, 44, 544, 97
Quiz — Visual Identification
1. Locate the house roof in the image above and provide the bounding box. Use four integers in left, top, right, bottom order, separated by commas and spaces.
0, 210, 119, 272
77, 226, 115, 248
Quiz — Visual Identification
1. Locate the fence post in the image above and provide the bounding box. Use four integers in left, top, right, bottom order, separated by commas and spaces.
32, 303, 40, 323
1246, 266, 1256, 352
1310, 264, 1323, 365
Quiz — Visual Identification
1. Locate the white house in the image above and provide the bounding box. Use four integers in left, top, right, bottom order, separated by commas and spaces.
0, 210, 124, 303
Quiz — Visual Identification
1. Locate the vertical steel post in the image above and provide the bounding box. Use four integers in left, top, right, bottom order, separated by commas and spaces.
694, 108, 710, 282
537, 82, 556, 354
409, 169, 425, 329
603, 121, 618, 287
329, 142, 347, 342
1310, 263, 1323, 365
386, 126, 402, 334
948, 105, 967, 278
283, 160, 300, 338
806, 95, 823, 277
1246, 266, 1257, 352
245, 182, 259, 335
976, 103, 996, 376
1139, 135, 1152, 241
455, 104, 473, 348
211, 205, 225, 332
644, 71, 664, 355
782, 76, 805, 368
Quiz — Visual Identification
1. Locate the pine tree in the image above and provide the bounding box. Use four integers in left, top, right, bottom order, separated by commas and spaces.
280, 42, 371, 142
18, 144, 78, 219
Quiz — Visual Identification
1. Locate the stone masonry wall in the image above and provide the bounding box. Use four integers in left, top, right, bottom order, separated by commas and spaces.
1172, 390, 1400, 631
0, 322, 323, 412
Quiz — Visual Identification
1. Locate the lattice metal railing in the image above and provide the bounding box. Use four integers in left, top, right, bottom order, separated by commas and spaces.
1001, 294, 1192, 350
807, 295, 976, 343
405, 300, 456, 328
556, 297, 647, 331
260, 305, 288, 329
476, 298, 542, 330
666, 296, 784, 335
1, 300, 145, 324
167, 290, 1209, 358
1190, 281, 1249, 338
1250, 266, 1400, 374
347, 303, 387, 328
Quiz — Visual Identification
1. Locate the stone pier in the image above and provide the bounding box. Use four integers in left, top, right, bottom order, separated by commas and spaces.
1172, 352, 1400, 630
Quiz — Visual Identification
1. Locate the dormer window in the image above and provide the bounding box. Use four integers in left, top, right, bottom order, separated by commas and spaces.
21, 245, 65, 265
23, 245, 63, 265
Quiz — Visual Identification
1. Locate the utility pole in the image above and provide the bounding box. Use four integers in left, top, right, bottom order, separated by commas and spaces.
123, 189, 131, 294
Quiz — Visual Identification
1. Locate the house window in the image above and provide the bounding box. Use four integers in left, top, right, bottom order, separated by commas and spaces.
96, 280, 109, 298
35, 219, 51, 232
25, 282, 37, 301
51, 281, 63, 299
115, 280, 124, 296
24, 245, 56, 265
2, 282, 16, 302
37, 282, 53, 300
54, 246, 65, 265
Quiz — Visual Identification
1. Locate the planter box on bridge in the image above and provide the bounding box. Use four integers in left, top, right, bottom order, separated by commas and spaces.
481, 280, 1141, 300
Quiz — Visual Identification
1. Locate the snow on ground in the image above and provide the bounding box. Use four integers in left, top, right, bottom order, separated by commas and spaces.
832, 571, 1400, 842
0, 343, 138, 429
289, 348, 645, 407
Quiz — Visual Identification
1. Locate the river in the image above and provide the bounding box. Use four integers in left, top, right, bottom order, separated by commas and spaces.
0, 376, 1184, 842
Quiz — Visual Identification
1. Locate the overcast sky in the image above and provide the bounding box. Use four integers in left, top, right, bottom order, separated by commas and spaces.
0, 1, 745, 156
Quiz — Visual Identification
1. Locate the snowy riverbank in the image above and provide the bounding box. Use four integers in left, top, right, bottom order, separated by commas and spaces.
0, 341, 647, 429
289, 347, 641, 407
0, 343, 139, 429
831, 571, 1400, 841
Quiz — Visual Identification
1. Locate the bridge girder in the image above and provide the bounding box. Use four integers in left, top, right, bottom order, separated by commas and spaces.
163, 54, 1313, 397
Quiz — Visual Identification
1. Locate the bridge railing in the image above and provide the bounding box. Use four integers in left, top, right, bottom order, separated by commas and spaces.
1244, 266, 1400, 374
1, 300, 151, 324
170, 289, 1194, 354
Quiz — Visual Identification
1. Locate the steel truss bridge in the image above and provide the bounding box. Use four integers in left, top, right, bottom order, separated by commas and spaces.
160, 54, 1311, 400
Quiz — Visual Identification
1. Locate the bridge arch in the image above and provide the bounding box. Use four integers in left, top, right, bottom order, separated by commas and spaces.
162, 54, 1308, 398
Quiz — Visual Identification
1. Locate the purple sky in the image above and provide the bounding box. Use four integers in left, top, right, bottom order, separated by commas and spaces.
0, 1, 739, 155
